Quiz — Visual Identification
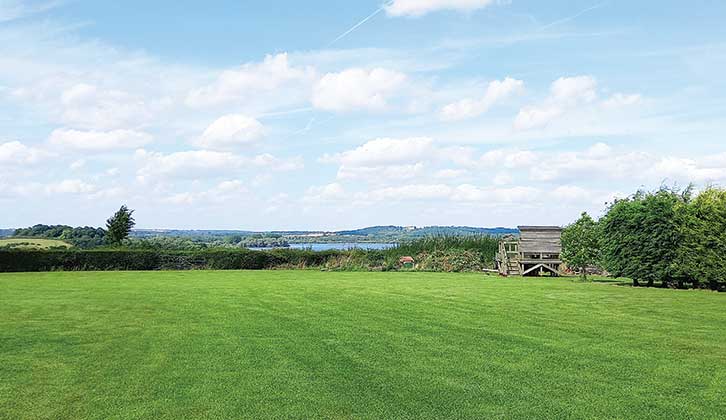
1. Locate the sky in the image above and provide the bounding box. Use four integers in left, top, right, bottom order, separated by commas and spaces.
1, 0, 725, 230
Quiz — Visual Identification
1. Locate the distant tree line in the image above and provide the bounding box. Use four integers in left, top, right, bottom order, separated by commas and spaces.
12, 205, 136, 248
562, 186, 726, 291
13, 225, 107, 248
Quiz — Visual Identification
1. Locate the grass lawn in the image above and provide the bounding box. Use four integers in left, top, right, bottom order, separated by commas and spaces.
0, 271, 724, 419
0, 238, 71, 250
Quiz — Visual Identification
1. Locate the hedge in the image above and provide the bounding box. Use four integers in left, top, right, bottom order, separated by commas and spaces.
0, 248, 342, 272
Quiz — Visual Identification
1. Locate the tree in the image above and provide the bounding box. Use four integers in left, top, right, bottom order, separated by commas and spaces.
678, 187, 726, 291
561, 212, 600, 281
106, 205, 135, 245
599, 186, 690, 287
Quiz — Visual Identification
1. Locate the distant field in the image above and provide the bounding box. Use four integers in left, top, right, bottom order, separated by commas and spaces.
0, 271, 723, 419
0, 238, 71, 249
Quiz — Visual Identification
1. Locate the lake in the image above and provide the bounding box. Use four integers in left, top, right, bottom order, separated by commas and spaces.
249, 242, 396, 251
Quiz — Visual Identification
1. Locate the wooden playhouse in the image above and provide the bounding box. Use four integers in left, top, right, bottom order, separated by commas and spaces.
496, 226, 563, 276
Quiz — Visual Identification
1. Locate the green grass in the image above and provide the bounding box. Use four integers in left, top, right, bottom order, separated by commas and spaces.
0, 238, 72, 250
0, 271, 723, 419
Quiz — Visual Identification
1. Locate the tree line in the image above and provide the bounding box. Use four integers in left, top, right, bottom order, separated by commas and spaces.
13, 205, 135, 248
562, 186, 726, 291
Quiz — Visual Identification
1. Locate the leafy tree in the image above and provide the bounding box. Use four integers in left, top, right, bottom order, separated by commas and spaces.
106, 205, 135, 245
599, 187, 691, 287
678, 187, 726, 291
561, 212, 600, 281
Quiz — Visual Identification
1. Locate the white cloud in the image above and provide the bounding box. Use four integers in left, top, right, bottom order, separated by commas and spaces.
492, 172, 513, 185
552, 185, 593, 203
58, 83, 154, 130
0, 141, 45, 164
0, 0, 60, 22
351, 183, 539, 205
248, 153, 305, 171
513, 105, 563, 131
135, 149, 243, 180
45, 179, 96, 194
323, 137, 434, 167
650, 156, 726, 184
161, 180, 250, 205
338, 162, 425, 181
514, 75, 597, 130
135, 149, 303, 181
312, 68, 407, 112
441, 77, 523, 120
303, 182, 347, 203
186, 53, 315, 108
194, 115, 266, 150
385, 0, 498, 17
434, 168, 467, 179
69, 159, 86, 170
49, 128, 152, 151
321, 137, 435, 183
550, 75, 597, 104
479, 149, 538, 169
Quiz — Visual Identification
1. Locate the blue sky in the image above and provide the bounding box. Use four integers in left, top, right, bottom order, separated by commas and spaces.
1, 0, 725, 230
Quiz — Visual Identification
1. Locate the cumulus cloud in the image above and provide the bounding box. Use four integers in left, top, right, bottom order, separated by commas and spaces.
162, 180, 250, 205
384, 0, 498, 17
186, 53, 315, 108
303, 182, 347, 204
320, 137, 436, 183
49, 128, 152, 151
441, 77, 523, 120
312, 68, 407, 112
550, 75, 597, 104
194, 115, 266, 150
135, 149, 303, 181
323, 137, 434, 167
352, 183, 539, 204
45, 179, 96, 194
434, 168, 467, 179
514, 75, 597, 130
0, 141, 46, 164
58, 83, 154, 130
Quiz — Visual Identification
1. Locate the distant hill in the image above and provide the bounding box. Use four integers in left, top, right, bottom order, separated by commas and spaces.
337, 226, 517, 237
130, 226, 518, 243
0, 229, 15, 238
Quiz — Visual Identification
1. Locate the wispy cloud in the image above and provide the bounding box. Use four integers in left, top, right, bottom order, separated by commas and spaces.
539, 2, 607, 31
0, 0, 64, 22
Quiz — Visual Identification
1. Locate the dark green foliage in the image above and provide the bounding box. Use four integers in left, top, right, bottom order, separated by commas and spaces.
561, 212, 600, 280
678, 187, 726, 291
598, 186, 691, 288
105, 205, 135, 245
0, 249, 335, 272
13, 224, 106, 248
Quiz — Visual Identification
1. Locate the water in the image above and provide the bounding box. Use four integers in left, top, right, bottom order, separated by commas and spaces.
248, 242, 396, 251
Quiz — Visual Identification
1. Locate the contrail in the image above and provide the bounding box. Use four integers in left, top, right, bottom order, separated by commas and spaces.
539, 2, 607, 31
328, 6, 384, 47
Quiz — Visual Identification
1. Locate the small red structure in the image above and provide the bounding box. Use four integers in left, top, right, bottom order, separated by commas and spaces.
399, 256, 415, 268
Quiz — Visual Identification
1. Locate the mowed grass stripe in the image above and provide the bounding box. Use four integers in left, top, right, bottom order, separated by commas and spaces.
0, 271, 724, 419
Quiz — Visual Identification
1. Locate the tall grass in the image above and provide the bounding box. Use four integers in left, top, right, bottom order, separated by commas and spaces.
390, 235, 499, 259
